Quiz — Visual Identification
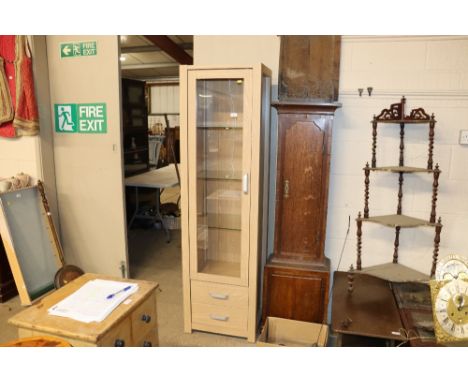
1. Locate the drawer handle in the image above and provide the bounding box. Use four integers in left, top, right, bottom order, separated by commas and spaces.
242, 173, 249, 194
143, 341, 152, 347
114, 339, 125, 347
141, 314, 151, 323
208, 292, 229, 300
209, 314, 229, 322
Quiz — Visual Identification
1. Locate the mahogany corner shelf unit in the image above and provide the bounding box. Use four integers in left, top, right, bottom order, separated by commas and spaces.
355, 97, 443, 280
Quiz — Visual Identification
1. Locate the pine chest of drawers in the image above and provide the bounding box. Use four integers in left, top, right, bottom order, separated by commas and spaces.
8, 273, 159, 347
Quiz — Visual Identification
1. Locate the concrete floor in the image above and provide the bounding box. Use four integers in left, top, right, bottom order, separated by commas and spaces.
128, 228, 251, 346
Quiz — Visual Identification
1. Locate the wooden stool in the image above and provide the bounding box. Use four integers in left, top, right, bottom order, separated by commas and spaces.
0, 336, 72, 347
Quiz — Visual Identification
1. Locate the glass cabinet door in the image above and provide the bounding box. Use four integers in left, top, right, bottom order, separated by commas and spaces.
188, 70, 252, 285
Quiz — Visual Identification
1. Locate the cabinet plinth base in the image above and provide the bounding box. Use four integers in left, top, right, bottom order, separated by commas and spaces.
261, 258, 330, 325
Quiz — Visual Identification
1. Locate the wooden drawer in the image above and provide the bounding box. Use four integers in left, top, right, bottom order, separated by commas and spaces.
191, 280, 248, 308
99, 317, 132, 347
191, 302, 247, 337
131, 291, 157, 341
133, 329, 159, 347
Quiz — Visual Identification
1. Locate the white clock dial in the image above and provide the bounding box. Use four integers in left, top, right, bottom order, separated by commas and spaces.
435, 254, 468, 281
435, 279, 468, 339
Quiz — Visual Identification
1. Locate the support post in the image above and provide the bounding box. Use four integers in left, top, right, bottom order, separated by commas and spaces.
430, 164, 440, 223
393, 226, 401, 264
371, 119, 377, 168
356, 212, 363, 270
364, 163, 370, 218
431, 217, 443, 277
428, 115, 435, 170
399, 123, 405, 167
397, 172, 404, 215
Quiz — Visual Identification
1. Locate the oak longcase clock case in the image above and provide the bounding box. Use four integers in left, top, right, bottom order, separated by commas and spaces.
180, 65, 271, 342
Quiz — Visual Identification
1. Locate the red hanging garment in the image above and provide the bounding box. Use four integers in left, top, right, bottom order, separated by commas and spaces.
0, 35, 39, 138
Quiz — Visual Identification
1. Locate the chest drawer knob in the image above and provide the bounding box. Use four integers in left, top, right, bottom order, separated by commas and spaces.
114, 339, 125, 347
141, 314, 152, 323
143, 341, 152, 347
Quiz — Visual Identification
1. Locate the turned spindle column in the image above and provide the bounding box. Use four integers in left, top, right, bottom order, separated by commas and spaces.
347, 264, 355, 294
393, 226, 401, 264
399, 123, 405, 167
371, 118, 377, 168
364, 163, 370, 218
356, 212, 362, 270
427, 114, 435, 170
397, 172, 404, 215
431, 217, 443, 277
430, 164, 440, 224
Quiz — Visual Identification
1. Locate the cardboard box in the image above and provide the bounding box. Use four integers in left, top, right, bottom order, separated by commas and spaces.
257, 317, 328, 347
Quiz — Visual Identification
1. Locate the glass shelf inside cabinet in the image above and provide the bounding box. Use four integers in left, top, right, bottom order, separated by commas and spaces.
197, 170, 242, 181
195, 78, 244, 279
197, 125, 243, 130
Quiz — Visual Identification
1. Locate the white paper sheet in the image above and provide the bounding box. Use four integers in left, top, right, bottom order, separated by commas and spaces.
48, 279, 139, 323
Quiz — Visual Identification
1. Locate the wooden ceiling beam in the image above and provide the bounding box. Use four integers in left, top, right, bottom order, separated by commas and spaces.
143, 35, 193, 65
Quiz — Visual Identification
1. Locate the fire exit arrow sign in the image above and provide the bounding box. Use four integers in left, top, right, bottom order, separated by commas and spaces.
60, 41, 97, 58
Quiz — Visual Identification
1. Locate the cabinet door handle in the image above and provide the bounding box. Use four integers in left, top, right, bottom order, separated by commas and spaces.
209, 314, 229, 322
284, 179, 290, 198
209, 292, 229, 300
141, 314, 151, 323
242, 173, 249, 194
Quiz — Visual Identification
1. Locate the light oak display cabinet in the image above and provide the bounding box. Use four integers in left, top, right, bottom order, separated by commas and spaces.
180, 65, 272, 342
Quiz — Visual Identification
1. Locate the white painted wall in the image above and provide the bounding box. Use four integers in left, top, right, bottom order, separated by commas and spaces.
0, 138, 41, 180
195, 35, 468, 279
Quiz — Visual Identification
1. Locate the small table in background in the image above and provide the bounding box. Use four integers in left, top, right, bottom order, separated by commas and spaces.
125, 164, 179, 242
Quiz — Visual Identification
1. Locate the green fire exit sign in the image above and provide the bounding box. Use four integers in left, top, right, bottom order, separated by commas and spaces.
60, 41, 97, 58
54, 103, 107, 134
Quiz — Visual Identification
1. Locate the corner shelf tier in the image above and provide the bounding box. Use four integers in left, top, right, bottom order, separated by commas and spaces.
357, 263, 430, 283
367, 166, 435, 174
358, 214, 437, 228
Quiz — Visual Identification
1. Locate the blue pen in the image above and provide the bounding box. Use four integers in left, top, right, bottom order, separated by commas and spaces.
106, 285, 132, 300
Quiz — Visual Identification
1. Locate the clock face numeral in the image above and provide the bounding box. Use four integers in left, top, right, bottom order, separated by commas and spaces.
435, 279, 468, 339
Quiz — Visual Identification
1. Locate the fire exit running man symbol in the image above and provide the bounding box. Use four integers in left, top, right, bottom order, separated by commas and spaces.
54, 103, 107, 134
57, 105, 75, 132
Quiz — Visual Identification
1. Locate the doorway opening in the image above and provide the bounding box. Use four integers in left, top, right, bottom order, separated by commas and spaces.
119, 35, 187, 345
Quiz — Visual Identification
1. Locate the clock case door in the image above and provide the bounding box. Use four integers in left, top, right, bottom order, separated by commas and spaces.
272, 103, 338, 265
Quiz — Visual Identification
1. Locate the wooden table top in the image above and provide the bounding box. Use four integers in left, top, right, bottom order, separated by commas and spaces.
125, 164, 179, 188
331, 271, 405, 341
8, 273, 158, 344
